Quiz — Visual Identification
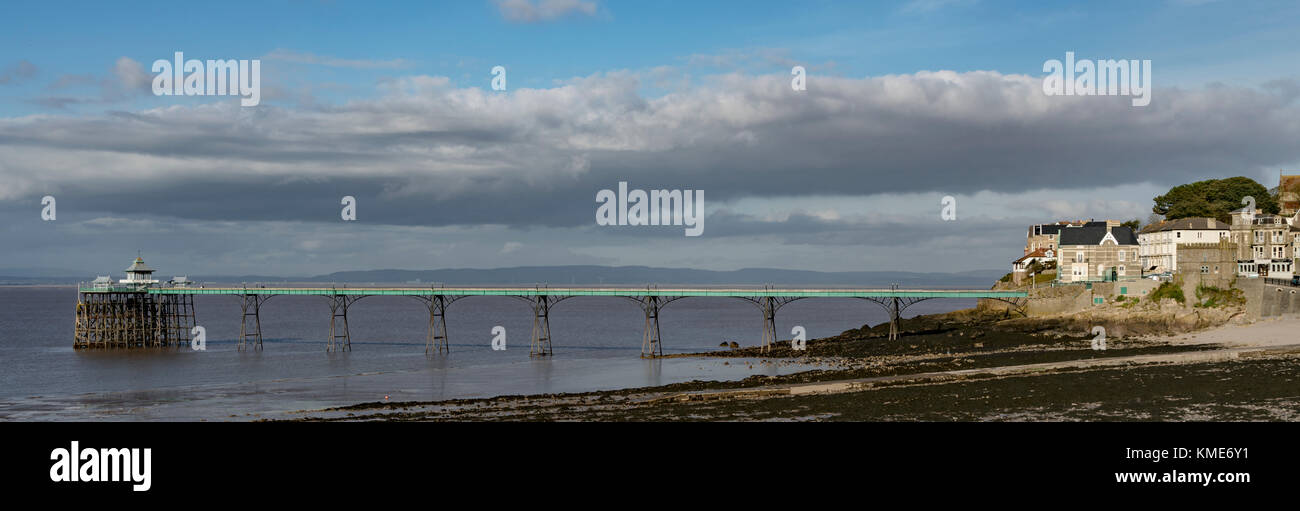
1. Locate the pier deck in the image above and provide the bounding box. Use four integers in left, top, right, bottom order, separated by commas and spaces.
76, 285, 1027, 356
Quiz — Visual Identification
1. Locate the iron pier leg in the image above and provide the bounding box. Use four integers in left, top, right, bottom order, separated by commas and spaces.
760, 296, 777, 353
641, 296, 664, 358
426, 295, 450, 355
184, 293, 196, 347
530, 296, 552, 357
328, 295, 352, 352
889, 296, 901, 341
239, 294, 263, 351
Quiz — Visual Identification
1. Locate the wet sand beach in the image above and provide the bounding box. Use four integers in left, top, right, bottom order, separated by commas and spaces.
291, 316, 1300, 421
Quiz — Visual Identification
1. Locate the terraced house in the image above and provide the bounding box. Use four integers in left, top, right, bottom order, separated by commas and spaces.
1229, 209, 1296, 279
1055, 221, 1140, 282
1137, 217, 1230, 274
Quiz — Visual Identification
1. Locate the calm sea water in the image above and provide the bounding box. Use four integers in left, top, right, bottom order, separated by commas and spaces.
0, 286, 972, 420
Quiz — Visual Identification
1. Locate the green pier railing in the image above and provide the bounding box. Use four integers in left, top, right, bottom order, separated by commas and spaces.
93, 286, 1029, 299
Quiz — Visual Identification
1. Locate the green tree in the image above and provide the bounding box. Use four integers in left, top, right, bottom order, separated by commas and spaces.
1120, 219, 1141, 231
1152, 177, 1279, 223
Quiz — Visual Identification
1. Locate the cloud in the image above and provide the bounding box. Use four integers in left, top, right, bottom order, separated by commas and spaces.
25, 57, 152, 107
0, 60, 37, 85
264, 49, 411, 69
23, 96, 91, 109
900, 0, 977, 14
108, 57, 152, 96
48, 73, 98, 90
2, 69, 1299, 236
495, 0, 599, 23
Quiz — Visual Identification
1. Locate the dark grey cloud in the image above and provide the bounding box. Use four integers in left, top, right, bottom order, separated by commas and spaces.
3, 70, 1298, 230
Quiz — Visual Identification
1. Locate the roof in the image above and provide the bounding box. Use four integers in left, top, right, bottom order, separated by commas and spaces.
1014, 248, 1054, 264
1059, 225, 1138, 246
1033, 224, 1066, 236
125, 257, 155, 273
1139, 220, 1167, 234
1141, 217, 1229, 232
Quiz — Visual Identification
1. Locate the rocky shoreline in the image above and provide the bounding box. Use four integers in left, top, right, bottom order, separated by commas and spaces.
274, 299, 1280, 421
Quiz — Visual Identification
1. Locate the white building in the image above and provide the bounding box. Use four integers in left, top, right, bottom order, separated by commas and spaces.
1137, 217, 1230, 275
119, 256, 159, 288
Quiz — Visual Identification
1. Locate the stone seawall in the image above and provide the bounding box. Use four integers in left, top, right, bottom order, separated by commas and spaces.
1258, 283, 1300, 319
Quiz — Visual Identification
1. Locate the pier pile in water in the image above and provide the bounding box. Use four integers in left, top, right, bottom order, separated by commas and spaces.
73, 291, 195, 349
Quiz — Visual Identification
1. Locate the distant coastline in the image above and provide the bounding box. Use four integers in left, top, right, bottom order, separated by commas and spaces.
0, 265, 1008, 288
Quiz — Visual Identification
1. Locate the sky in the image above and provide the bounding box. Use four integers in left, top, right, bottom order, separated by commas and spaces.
2, 0, 1300, 278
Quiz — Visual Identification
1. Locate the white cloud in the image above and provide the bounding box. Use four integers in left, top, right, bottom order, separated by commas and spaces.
495, 0, 599, 23
111, 57, 151, 92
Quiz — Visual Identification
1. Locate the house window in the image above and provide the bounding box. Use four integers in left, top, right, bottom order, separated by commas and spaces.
1118, 250, 1125, 262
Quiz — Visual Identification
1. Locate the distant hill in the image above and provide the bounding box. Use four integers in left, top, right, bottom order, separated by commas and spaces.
1, 265, 1005, 289
306, 265, 1005, 288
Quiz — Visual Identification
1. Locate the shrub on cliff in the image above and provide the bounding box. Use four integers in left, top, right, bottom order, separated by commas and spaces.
1149, 281, 1185, 304
1194, 284, 1245, 308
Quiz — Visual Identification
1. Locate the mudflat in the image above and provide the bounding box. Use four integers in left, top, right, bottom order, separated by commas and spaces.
283, 313, 1300, 421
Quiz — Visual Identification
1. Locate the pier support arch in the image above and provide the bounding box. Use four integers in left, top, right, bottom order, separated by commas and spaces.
736, 293, 805, 352
411, 294, 465, 355
622, 295, 685, 358
238, 294, 267, 351
326, 294, 366, 352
